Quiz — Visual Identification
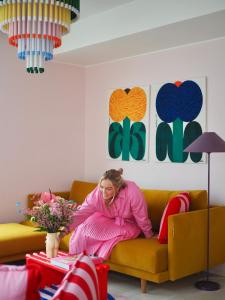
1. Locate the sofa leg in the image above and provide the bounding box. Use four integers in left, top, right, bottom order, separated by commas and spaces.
141, 279, 147, 293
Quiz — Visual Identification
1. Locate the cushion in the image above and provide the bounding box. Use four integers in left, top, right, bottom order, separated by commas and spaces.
52, 253, 99, 300
158, 192, 191, 244
109, 237, 168, 273
0, 264, 41, 300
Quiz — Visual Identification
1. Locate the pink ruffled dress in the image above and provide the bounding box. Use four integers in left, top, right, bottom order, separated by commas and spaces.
69, 180, 153, 259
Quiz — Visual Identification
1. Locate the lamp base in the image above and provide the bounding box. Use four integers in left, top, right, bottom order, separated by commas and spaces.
195, 280, 220, 291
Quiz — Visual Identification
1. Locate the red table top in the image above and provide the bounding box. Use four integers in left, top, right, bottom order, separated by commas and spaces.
26, 251, 110, 300
26, 250, 109, 273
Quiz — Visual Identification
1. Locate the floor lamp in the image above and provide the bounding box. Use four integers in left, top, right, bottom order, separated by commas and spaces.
184, 132, 225, 291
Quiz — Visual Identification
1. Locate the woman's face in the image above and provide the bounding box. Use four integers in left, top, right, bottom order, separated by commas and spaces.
99, 179, 118, 201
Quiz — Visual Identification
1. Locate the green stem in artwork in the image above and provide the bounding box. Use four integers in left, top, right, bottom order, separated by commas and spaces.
122, 117, 130, 161
173, 118, 183, 162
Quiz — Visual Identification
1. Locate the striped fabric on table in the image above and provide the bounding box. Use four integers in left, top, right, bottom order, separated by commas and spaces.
40, 253, 100, 300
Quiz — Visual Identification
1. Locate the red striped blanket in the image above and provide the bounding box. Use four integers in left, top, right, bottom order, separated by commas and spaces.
52, 253, 99, 300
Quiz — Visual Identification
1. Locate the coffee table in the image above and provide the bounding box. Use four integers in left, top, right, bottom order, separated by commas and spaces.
26, 251, 109, 300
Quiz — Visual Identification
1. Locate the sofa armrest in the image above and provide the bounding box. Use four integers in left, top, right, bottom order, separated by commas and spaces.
168, 206, 225, 281
27, 191, 70, 208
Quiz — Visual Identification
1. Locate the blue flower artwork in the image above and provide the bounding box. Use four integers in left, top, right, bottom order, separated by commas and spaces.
152, 77, 206, 163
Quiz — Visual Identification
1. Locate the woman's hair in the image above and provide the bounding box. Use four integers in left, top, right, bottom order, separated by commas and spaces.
99, 168, 126, 190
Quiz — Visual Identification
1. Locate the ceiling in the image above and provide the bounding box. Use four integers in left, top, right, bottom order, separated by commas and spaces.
80, 0, 135, 19
53, 0, 225, 67
1, 1, 225, 68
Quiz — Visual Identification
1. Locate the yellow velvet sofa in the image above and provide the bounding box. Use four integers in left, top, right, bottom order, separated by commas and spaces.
1, 180, 225, 293
0, 191, 70, 264
0, 223, 46, 263
58, 181, 225, 292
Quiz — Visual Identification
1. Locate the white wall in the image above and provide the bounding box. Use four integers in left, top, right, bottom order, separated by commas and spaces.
84, 38, 225, 205
0, 35, 85, 223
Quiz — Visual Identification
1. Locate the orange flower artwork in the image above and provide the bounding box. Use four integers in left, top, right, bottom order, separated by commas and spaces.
109, 87, 147, 122
108, 86, 149, 161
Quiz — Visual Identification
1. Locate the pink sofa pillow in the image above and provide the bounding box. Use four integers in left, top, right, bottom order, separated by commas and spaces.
0, 264, 41, 300
158, 192, 191, 244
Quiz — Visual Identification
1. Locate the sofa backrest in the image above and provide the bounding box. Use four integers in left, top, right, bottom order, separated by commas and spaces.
69, 180, 207, 231
69, 181, 97, 203
142, 189, 207, 231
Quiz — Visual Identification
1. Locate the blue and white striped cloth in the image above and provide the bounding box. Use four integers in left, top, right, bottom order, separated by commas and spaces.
39, 285, 115, 300
39, 284, 58, 300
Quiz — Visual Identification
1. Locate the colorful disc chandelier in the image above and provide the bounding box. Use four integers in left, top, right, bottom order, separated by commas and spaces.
0, 0, 80, 73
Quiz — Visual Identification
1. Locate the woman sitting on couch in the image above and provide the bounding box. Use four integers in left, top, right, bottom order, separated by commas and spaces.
68, 168, 153, 259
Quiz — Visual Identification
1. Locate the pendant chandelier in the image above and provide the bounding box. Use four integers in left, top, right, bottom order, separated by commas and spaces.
0, 0, 80, 73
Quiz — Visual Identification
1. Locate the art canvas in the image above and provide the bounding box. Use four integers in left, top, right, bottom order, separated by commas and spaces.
108, 86, 150, 162
151, 77, 206, 163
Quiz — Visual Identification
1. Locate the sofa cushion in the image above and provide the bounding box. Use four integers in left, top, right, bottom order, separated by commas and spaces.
59, 232, 72, 252
109, 237, 168, 274
158, 192, 191, 244
0, 223, 46, 258
0, 264, 41, 300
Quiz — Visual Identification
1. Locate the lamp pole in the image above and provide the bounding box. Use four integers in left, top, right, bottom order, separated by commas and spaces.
207, 152, 210, 282
195, 152, 220, 291
184, 131, 225, 291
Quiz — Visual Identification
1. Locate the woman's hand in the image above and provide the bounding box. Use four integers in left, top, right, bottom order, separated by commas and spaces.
58, 229, 69, 240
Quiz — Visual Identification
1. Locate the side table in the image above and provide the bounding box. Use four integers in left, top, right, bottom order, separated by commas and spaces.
26, 251, 109, 300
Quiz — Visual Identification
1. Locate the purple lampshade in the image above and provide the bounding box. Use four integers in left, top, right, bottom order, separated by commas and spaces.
184, 132, 225, 153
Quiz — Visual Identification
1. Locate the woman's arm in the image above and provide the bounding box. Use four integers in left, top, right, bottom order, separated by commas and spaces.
68, 186, 99, 230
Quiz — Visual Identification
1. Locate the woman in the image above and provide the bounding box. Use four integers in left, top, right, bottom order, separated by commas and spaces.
69, 169, 153, 259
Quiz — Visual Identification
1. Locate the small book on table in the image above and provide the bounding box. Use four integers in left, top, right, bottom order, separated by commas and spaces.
50, 254, 103, 270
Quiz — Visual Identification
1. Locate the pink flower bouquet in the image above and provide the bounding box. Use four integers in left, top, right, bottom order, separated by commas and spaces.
25, 192, 76, 233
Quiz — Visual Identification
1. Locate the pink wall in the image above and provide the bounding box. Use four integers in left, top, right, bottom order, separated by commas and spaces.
84, 38, 225, 205
1, 33, 225, 223
0, 34, 85, 222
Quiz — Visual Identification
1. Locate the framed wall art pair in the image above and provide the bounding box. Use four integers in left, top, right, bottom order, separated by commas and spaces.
107, 77, 206, 164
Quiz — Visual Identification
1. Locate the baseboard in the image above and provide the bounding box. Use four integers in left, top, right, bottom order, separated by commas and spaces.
212, 264, 225, 277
